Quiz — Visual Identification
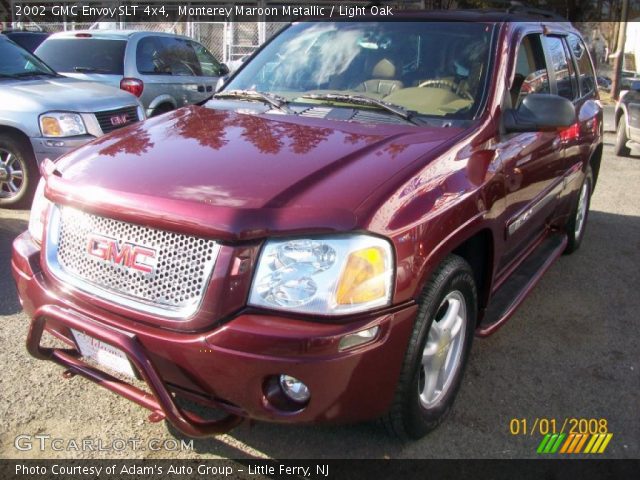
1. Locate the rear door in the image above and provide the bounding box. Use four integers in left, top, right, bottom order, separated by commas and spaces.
557, 34, 601, 214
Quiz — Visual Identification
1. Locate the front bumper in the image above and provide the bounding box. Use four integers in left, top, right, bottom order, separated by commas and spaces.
30, 136, 96, 164
12, 231, 417, 436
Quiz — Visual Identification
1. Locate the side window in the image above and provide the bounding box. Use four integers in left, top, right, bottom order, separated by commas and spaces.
159, 38, 201, 76
136, 37, 164, 74
136, 37, 201, 76
544, 36, 576, 101
567, 34, 597, 97
510, 34, 550, 107
190, 41, 222, 77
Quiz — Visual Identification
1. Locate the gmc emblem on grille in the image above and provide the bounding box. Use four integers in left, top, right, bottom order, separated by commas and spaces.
110, 114, 128, 126
87, 234, 157, 275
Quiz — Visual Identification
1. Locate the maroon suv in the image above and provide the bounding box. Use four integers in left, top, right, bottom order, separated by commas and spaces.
12, 13, 602, 440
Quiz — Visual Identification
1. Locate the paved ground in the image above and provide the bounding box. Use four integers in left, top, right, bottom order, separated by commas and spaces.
603, 105, 615, 133
0, 133, 638, 460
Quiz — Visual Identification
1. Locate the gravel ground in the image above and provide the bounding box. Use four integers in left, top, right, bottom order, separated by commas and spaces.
0, 133, 638, 460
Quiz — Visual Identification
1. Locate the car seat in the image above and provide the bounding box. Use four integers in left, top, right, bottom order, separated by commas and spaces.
355, 58, 404, 96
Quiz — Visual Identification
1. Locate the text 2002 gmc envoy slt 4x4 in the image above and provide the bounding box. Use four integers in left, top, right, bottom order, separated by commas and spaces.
13, 14, 602, 440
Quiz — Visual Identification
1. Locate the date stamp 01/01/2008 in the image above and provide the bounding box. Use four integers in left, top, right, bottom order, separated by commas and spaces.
509, 418, 614, 455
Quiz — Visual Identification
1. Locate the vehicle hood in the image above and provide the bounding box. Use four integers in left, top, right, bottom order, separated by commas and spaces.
0, 76, 138, 112
50, 106, 466, 240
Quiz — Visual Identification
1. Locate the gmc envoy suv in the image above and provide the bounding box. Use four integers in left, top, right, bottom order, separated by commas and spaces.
13, 13, 602, 440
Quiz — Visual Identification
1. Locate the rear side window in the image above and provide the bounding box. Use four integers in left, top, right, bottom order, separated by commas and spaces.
36, 39, 126, 74
511, 34, 549, 107
190, 41, 223, 77
567, 34, 597, 97
544, 36, 576, 101
136, 36, 201, 76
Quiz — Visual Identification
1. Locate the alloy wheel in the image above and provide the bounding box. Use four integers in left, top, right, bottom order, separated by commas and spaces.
0, 147, 25, 199
419, 290, 467, 408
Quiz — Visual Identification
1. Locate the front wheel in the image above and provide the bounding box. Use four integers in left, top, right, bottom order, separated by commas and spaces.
382, 255, 477, 440
0, 133, 38, 209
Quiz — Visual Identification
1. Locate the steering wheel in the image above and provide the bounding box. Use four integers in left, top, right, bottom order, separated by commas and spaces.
418, 79, 474, 101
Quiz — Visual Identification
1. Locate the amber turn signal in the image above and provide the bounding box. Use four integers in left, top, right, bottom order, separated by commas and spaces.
336, 247, 387, 305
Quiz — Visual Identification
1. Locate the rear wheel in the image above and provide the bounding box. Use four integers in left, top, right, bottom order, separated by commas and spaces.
151, 104, 174, 117
0, 133, 38, 209
615, 115, 631, 157
564, 165, 593, 254
382, 255, 476, 440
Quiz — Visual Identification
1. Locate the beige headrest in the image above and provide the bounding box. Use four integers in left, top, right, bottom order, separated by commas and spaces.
372, 58, 396, 79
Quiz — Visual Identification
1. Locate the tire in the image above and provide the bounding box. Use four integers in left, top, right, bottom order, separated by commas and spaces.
615, 114, 631, 157
564, 165, 593, 255
382, 255, 477, 440
0, 133, 39, 209
151, 104, 174, 117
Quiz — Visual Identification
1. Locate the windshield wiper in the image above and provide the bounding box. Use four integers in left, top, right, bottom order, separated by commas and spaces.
302, 93, 423, 126
73, 66, 111, 73
213, 89, 294, 114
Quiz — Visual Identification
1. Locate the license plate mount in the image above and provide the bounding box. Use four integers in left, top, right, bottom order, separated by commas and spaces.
71, 329, 136, 378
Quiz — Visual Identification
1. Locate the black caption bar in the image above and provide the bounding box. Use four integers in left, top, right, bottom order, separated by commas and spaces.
2, 459, 640, 480
6, 1, 398, 23
3, 0, 627, 23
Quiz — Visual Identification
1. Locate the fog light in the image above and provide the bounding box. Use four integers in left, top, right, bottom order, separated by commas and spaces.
339, 326, 379, 351
279, 375, 310, 403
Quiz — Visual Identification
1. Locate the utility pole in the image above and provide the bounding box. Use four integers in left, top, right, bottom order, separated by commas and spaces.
611, 0, 630, 100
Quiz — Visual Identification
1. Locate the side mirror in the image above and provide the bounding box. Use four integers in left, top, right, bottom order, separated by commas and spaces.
504, 94, 576, 133
631, 80, 640, 92
219, 63, 230, 76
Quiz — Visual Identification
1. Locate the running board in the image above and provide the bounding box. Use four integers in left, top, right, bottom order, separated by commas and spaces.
476, 232, 567, 337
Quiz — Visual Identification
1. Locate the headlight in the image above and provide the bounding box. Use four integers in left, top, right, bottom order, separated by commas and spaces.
28, 178, 52, 245
39, 112, 87, 137
249, 235, 394, 315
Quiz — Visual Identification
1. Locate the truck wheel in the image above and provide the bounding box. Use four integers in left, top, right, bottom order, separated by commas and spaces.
151, 104, 174, 117
382, 255, 476, 440
0, 133, 38, 209
564, 165, 593, 255
615, 115, 631, 157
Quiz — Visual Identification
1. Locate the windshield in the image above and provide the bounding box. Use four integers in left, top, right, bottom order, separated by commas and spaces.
225, 22, 495, 119
0, 39, 56, 77
36, 38, 126, 74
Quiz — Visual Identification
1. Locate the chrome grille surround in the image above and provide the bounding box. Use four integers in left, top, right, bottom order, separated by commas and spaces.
45, 205, 220, 319
94, 106, 140, 134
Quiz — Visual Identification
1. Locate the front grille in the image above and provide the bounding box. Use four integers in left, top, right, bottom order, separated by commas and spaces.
94, 106, 139, 134
45, 206, 219, 319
